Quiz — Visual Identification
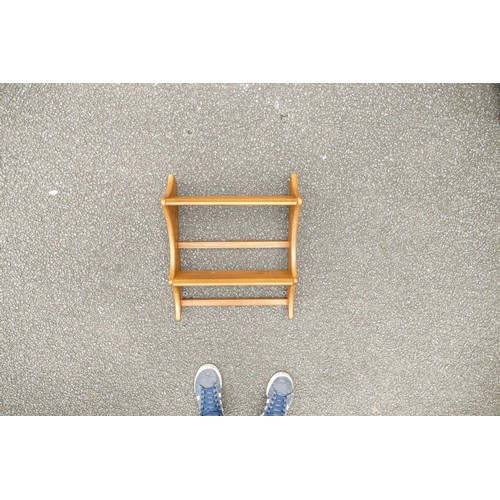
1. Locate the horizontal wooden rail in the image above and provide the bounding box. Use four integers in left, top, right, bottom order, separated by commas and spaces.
178, 240, 290, 249
162, 196, 298, 206
182, 298, 288, 307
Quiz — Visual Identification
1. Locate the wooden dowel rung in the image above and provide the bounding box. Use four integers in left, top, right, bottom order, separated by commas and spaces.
178, 240, 290, 249
182, 298, 288, 307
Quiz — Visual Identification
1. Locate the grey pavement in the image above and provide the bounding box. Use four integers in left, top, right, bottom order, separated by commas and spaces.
1, 84, 499, 415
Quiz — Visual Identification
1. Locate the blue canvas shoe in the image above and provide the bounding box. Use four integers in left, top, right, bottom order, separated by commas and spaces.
194, 364, 224, 416
263, 372, 294, 416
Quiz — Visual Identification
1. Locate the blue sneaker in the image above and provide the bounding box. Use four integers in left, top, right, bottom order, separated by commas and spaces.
263, 372, 294, 416
194, 364, 224, 416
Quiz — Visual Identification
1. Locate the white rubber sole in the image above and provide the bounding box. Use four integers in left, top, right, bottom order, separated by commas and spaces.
194, 363, 223, 393
266, 371, 293, 397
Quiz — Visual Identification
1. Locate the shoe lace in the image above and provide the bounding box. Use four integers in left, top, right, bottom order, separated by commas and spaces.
264, 392, 288, 416
200, 386, 223, 416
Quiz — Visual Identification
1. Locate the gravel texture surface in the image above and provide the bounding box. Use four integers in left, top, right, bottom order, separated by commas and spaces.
1, 84, 499, 415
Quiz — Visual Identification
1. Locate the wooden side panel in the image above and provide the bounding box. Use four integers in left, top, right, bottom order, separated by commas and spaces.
161, 174, 180, 283
288, 173, 302, 319
288, 173, 302, 283
161, 174, 182, 320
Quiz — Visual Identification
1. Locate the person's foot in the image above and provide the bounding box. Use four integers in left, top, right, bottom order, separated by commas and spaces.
262, 372, 294, 416
194, 364, 224, 416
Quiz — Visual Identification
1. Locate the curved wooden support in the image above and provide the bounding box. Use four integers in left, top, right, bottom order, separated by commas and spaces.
288, 173, 302, 284
161, 175, 180, 285
162, 174, 182, 320
287, 173, 302, 320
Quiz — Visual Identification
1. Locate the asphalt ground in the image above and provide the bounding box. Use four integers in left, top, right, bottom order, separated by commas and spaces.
1, 84, 499, 415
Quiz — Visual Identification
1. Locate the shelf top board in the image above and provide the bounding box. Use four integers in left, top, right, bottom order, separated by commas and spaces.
162, 196, 298, 206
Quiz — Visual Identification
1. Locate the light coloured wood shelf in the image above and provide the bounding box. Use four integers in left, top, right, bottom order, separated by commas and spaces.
172, 270, 295, 287
162, 196, 298, 206
161, 173, 302, 320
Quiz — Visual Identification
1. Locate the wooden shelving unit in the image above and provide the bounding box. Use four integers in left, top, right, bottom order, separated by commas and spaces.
160, 173, 303, 320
